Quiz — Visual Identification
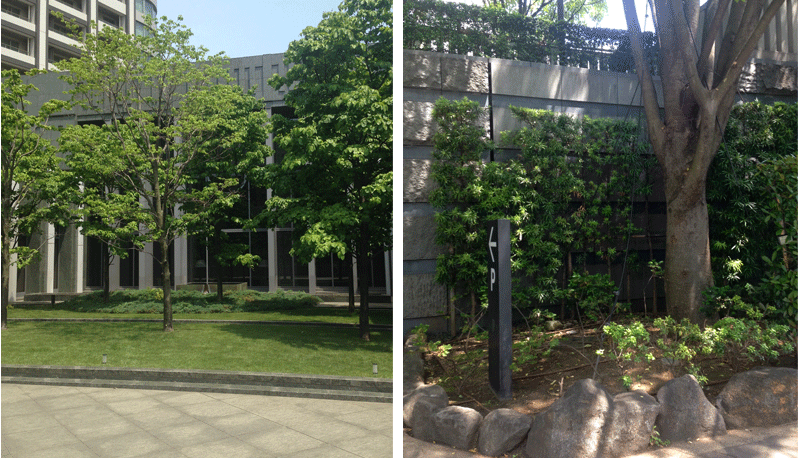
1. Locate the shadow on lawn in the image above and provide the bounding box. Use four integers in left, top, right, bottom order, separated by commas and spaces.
215, 322, 392, 352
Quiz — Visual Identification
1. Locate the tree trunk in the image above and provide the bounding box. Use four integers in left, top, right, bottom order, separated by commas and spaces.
160, 238, 173, 332
102, 242, 110, 303
347, 251, 355, 314
1, 228, 10, 330
663, 183, 713, 325
356, 234, 370, 341
214, 230, 224, 303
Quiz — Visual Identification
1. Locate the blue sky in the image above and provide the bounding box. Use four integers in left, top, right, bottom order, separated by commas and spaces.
156, 0, 346, 58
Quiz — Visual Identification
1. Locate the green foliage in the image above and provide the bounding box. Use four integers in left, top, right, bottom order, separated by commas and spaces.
430, 100, 653, 325
408, 324, 452, 357
55, 15, 243, 330
704, 317, 795, 372
1, 69, 70, 266
652, 316, 710, 384
58, 289, 321, 314
707, 102, 797, 328
511, 327, 558, 372
649, 426, 670, 448
564, 272, 618, 322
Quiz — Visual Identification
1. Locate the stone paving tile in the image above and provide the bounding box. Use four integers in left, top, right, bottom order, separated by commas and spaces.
237, 427, 324, 456
180, 437, 267, 458
0, 411, 62, 434
201, 412, 282, 437
1, 384, 392, 458
174, 398, 248, 419
82, 430, 172, 458
337, 432, 393, 457
147, 420, 233, 449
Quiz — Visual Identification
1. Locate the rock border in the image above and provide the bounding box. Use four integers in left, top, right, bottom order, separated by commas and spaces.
404, 339, 797, 457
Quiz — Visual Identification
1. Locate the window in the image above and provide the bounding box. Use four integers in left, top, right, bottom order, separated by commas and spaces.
1, 31, 29, 55
49, 14, 82, 36
2, 0, 31, 21
48, 46, 77, 64
135, 0, 156, 17
55, 0, 84, 12
98, 8, 120, 28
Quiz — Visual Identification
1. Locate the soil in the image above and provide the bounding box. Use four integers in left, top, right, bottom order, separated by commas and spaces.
420, 321, 798, 418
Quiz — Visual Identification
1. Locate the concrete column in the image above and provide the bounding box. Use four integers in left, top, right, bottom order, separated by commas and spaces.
267, 229, 277, 291
173, 236, 187, 287
37, 0, 47, 69
109, 254, 120, 291
8, 253, 18, 302
57, 223, 83, 293
308, 258, 316, 295
384, 250, 392, 297
140, 242, 153, 289
25, 222, 54, 293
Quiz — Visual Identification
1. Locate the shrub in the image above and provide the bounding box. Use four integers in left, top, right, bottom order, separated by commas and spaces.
704, 317, 795, 372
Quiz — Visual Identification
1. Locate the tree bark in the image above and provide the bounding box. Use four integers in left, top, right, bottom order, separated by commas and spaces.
160, 237, 173, 332
357, 232, 370, 341
1, 226, 10, 330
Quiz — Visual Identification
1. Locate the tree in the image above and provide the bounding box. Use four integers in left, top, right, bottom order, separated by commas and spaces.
181, 85, 271, 302
56, 16, 245, 331
622, 0, 787, 323
1, 69, 69, 329
59, 123, 146, 303
256, 0, 392, 341
482, 0, 607, 23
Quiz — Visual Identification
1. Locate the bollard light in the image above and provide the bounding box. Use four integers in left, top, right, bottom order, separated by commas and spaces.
102, 354, 107, 364
372, 363, 378, 375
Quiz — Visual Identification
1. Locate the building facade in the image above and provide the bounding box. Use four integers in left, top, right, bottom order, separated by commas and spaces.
2, 0, 157, 72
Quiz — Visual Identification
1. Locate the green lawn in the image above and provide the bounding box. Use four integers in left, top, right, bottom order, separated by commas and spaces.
1, 321, 392, 379
8, 307, 392, 326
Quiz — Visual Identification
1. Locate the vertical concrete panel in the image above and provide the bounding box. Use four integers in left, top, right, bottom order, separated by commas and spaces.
404, 51, 442, 89
57, 223, 83, 293
403, 159, 436, 203
441, 55, 488, 93
403, 274, 447, 319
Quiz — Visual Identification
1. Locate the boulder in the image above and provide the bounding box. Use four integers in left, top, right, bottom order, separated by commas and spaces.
715, 367, 798, 429
656, 374, 726, 442
410, 398, 442, 443
478, 408, 531, 457
525, 378, 614, 458
433, 406, 484, 451
404, 383, 449, 428
607, 391, 661, 455
403, 347, 425, 395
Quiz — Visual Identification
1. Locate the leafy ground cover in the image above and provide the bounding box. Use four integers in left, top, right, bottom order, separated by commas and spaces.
3, 289, 393, 378
415, 316, 796, 416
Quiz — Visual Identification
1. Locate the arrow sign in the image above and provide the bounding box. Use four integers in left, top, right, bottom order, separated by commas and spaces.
488, 226, 497, 263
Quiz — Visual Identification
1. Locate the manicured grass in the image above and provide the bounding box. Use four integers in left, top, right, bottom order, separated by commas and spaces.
8, 307, 392, 326
1, 321, 392, 379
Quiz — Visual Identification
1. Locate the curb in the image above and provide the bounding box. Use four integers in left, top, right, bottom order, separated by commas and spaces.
1, 365, 392, 403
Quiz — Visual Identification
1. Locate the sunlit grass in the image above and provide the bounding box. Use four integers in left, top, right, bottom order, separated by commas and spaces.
1, 321, 392, 379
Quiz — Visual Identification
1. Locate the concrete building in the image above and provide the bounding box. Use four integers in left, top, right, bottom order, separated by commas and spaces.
2, 0, 157, 72
9, 52, 392, 302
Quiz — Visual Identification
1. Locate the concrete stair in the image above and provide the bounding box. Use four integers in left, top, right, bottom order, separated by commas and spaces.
1, 365, 392, 403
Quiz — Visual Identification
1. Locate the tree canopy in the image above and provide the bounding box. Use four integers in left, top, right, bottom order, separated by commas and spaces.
56, 15, 259, 331
256, 0, 392, 340
1, 69, 69, 329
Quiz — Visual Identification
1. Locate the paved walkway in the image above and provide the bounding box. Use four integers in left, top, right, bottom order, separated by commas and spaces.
2, 383, 392, 458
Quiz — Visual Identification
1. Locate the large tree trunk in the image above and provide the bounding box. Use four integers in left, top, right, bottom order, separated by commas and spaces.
663, 182, 713, 324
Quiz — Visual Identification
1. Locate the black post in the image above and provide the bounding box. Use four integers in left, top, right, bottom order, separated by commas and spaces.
487, 219, 512, 400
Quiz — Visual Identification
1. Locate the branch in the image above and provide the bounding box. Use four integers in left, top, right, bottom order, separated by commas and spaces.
622, 0, 664, 155
666, 0, 711, 109
698, 0, 732, 87
715, 0, 785, 96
